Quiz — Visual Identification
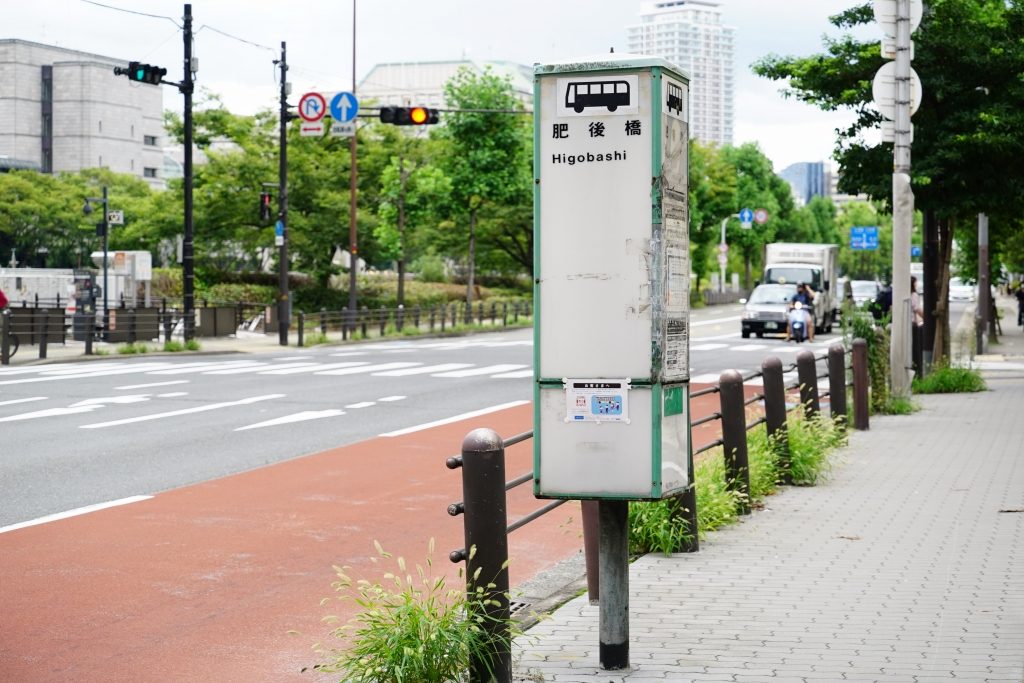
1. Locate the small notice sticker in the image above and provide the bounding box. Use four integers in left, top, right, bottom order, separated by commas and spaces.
564, 379, 630, 423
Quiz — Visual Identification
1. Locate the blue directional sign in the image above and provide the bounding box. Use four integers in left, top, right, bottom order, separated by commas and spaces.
274, 220, 284, 237
911, 245, 922, 258
738, 207, 754, 225
330, 92, 359, 123
851, 225, 879, 251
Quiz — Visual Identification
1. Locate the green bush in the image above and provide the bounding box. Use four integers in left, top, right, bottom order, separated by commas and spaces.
162, 340, 185, 352
184, 339, 201, 351
746, 425, 782, 504
117, 342, 150, 354
786, 412, 844, 486
694, 456, 742, 535
412, 253, 449, 283
628, 498, 694, 556
312, 541, 515, 683
913, 365, 986, 393
302, 332, 329, 347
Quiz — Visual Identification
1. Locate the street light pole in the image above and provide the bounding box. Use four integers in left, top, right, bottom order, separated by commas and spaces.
719, 214, 738, 293
181, 3, 196, 342
278, 41, 290, 346
347, 0, 359, 331
101, 186, 109, 338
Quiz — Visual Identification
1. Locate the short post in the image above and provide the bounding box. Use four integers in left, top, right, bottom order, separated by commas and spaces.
1, 309, 11, 365
828, 344, 847, 427
163, 312, 173, 344
360, 306, 368, 338
396, 304, 405, 331
478, 301, 484, 325
852, 338, 870, 430
502, 302, 508, 327
128, 308, 137, 344
458, 428, 511, 683
320, 308, 327, 336
490, 302, 496, 326
341, 307, 349, 341
719, 369, 751, 515
297, 311, 305, 347
39, 312, 49, 359
599, 500, 630, 670
85, 311, 94, 355
513, 301, 520, 322
451, 303, 458, 328
413, 305, 421, 330
761, 356, 791, 483
378, 307, 387, 337
796, 350, 820, 419
440, 305, 446, 332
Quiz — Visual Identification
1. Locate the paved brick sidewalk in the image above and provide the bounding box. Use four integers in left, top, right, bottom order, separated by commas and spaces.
513, 374, 1024, 681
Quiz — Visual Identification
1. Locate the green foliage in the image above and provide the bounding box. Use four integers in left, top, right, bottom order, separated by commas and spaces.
117, 342, 150, 354
162, 340, 186, 352
184, 339, 201, 351
786, 412, 845, 486
302, 332, 329, 347
844, 311, 891, 412
913, 364, 987, 393
693, 456, 742, 535
628, 498, 695, 556
879, 397, 917, 415
746, 425, 782, 504
412, 254, 449, 283
313, 540, 515, 683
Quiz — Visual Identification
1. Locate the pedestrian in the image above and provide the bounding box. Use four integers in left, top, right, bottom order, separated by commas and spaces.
911, 276, 924, 327
872, 283, 893, 321
1015, 282, 1024, 328
0, 286, 8, 311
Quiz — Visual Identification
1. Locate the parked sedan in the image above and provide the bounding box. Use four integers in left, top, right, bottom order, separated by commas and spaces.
948, 277, 976, 302
741, 283, 798, 338
851, 280, 881, 306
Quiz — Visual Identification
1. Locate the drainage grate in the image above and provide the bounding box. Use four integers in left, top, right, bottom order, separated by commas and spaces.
509, 600, 531, 616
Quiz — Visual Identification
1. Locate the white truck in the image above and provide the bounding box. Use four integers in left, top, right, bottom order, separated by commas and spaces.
762, 243, 840, 334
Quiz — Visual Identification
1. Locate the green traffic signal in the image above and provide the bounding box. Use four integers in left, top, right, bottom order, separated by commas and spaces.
115, 61, 167, 86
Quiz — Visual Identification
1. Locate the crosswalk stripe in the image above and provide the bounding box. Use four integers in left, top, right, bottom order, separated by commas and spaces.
690, 343, 728, 351
373, 363, 472, 377
202, 363, 274, 375
147, 361, 264, 375
257, 362, 368, 375
491, 370, 533, 378
431, 364, 528, 378
315, 362, 421, 376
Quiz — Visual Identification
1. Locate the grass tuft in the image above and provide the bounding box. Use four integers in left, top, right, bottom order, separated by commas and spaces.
913, 365, 986, 393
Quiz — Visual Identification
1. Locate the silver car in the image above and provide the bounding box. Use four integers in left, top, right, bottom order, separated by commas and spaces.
741, 283, 798, 339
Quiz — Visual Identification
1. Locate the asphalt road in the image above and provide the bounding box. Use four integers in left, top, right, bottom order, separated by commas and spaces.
3, 300, 966, 530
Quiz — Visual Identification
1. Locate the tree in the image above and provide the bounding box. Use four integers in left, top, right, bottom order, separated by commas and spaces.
753, 0, 1024, 363
438, 67, 531, 311
688, 140, 737, 292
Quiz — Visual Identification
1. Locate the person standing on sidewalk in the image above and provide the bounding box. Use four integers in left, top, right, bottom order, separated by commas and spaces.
911, 276, 924, 327
1015, 282, 1024, 328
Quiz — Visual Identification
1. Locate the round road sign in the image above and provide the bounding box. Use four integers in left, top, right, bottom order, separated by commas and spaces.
754, 208, 769, 225
297, 92, 327, 122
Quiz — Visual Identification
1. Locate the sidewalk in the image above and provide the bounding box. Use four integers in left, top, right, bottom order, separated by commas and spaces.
512, 300, 1024, 681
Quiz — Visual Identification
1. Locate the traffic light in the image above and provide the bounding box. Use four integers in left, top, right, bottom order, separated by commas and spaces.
259, 192, 273, 221
114, 61, 167, 86
379, 106, 439, 126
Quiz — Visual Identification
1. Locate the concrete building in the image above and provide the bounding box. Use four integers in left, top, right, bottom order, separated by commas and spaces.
779, 160, 828, 207
358, 59, 532, 111
626, 0, 735, 145
0, 39, 165, 188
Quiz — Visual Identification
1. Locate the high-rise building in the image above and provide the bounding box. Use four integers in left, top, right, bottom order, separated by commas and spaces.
626, 0, 735, 146
0, 39, 165, 188
779, 161, 828, 207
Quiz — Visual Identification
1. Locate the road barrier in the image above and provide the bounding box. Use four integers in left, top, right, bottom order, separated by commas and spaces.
445, 342, 857, 683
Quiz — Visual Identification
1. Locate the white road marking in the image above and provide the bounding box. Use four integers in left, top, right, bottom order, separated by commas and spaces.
491, 370, 533, 378
0, 496, 153, 534
235, 409, 345, 431
345, 401, 376, 409
690, 343, 729, 351
372, 363, 472, 377
432, 364, 528, 378
79, 393, 285, 430
273, 356, 307, 361
257, 362, 338, 375
0, 405, 103, 422
69, 395, 151, 408
733, 345, 769, 352
202, 363, 274, 375
328, 351, 370, 357
691, 315, 742, 327
148, 361, 267, 375
0, 397, 47, 407
380, 400, 530, 437
315, 362, 420, 376
0, 364, 176, 385
115, 380, 189, 390
689, 373, 722, 384
377, 395, 406, 402
254, 362, 369, 375
157, 392, 189, 398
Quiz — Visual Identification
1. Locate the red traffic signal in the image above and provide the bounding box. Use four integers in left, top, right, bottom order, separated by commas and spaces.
379, 106, 439, 126
259, 192, 273, 221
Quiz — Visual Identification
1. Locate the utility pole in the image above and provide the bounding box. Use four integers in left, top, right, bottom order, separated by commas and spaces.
889, 0, 914, 398
347, 0, 359, 332
182, 3, 196, 341
976, 213, 989, 354
277, 42, 290, 346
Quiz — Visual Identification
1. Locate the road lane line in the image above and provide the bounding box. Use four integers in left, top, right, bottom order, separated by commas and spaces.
345, 401, 376, 409
372, 363, 472, 377
692, 315, 742, 326
690, 343, 729, 351
257, 362, 365, 375
235, 409, 345, 431
0, 397, 48, 407
380, 400, 530, 437
78, 394, 285, 429
148, 361, 268, 375
0, 364, 178, 385
377, 395, 406, 402
115, 380, 189, 390
0, 496, 153, 534
0, 405, 103, 422
315, 362, 420, 376
431, 364, 527, 378
491, 370, 533, 378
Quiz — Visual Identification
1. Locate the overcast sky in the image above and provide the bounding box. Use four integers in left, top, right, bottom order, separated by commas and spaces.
8, 0, 877, 171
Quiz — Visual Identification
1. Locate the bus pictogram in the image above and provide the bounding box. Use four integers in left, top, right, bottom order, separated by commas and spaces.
666, 82, 683, 116
565, 80, 631, 113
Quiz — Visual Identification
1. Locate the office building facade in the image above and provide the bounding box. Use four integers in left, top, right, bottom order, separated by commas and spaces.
626, 0, 735, 145
0, 39, 165, 188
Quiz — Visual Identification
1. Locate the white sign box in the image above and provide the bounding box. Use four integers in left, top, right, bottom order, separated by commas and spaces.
533, 55, 693, 500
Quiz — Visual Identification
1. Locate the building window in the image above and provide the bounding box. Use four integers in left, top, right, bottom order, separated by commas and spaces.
144, 135, 159, 146
143, 167, 158, 178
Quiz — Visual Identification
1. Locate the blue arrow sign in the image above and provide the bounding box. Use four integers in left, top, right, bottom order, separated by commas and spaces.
330, 92, 359, 123
911, 245, 922, 258
850, 225, 879, 251
274, 220, 284, 237
738, 208, 754, 224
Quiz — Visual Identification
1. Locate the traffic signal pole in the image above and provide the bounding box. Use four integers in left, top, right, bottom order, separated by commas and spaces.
347, 0, 358, 332
182, 3, 196, 342
278, 41, 290, 346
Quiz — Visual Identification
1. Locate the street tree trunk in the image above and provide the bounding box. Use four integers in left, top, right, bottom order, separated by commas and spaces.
465, 208, 476, 323
932, 215, 955, 365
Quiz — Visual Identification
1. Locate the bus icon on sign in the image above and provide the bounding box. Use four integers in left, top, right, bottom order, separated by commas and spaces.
565, 80, 630, 113
666, 82, 683, 115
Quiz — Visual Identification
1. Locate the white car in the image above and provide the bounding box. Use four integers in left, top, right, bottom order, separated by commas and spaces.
948, 277, 976, 302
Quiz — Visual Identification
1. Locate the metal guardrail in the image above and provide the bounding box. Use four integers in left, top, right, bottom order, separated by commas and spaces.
444, 341, 866, 683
